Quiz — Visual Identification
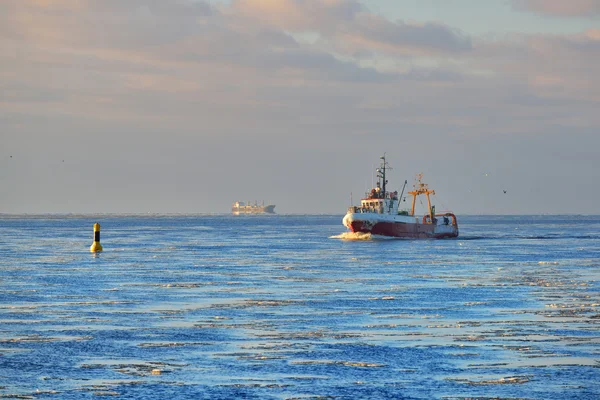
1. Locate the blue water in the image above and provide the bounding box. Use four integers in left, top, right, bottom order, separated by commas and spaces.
1, 214, 599, 399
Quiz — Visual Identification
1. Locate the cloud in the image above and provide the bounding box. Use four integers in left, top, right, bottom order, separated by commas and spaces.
229, 0, 364, 32
512, 0, 600, 17
472, 29, 600, 104
2, 0, 595, 133
229, 0, 472, 56
340, 14, 472, 56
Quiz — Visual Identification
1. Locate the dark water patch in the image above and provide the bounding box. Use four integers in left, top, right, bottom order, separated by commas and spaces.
454, 236, 489, 240
442, 397, 533, 400
522, 235, 599, 240
447, 375, 532, 385
0, 394, 39, 399
137, 342, 213, 348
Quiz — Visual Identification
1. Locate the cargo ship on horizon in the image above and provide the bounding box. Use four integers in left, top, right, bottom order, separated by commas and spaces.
232, 201, 276, 215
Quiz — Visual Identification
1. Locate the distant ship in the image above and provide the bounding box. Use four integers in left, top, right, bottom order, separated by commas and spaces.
232, 201, 276, 215
342, 154, 458, 239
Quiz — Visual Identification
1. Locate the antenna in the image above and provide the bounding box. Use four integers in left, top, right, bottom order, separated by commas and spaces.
377, 153, 391, 198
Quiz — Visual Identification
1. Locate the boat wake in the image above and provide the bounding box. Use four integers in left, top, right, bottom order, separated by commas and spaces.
330, 232, 373, 240
330, 232, 399, 241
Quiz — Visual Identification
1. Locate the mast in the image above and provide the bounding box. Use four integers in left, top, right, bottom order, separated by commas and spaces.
376, 154, 389, 199
380, 154, 386, 196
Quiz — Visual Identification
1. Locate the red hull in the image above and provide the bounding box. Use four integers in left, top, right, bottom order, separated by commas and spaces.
348, 220, 458, 239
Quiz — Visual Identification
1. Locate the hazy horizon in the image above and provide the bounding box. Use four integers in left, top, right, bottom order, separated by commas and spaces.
2, 212, 599, 218
2, 0, 599, 215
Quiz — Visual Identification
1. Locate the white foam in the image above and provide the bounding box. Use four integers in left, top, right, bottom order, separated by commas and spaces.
330, 232, 373, 241
330, 232, 401, 241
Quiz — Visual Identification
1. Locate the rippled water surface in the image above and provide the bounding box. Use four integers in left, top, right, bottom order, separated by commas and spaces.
1, 214, 599, 399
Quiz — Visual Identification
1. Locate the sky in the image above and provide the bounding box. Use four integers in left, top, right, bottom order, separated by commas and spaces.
1, 0, 599, 215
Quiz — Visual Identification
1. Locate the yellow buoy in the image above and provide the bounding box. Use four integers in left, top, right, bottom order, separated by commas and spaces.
90, 222, 103, 252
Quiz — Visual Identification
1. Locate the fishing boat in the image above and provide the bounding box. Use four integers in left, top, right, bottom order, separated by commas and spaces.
342, 155, 458, 239
232, 201, 276, 215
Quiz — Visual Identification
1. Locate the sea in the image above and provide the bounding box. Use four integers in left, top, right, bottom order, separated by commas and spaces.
0, 214, 599, 400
